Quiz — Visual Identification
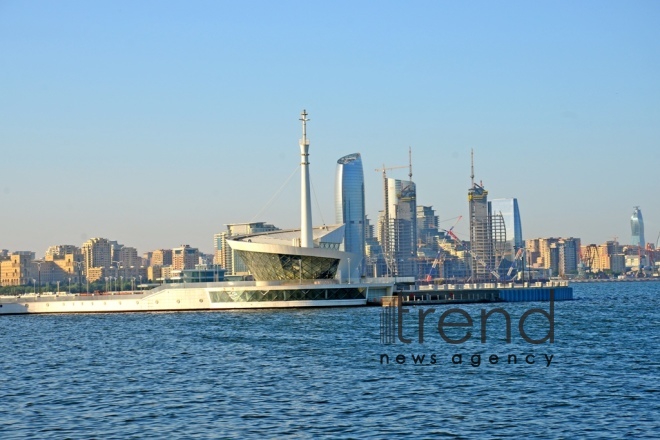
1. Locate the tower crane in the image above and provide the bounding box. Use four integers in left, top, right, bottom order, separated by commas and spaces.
425, 216, 462, 282
507, 248, 526, 278
375, 162, 410, 275
374, 164, 408, 178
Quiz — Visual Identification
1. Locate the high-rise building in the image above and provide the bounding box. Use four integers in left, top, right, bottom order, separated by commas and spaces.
631, 206, 645, 247
172, 245, 199, 270
468, 181, 495, 282
335, 153, 366, 275
151, 249, 173, 267
81, 238, 112, 280
416, 205, 440, 250
558, 238, 580, 277
45, 245, 80, 260
383, 178, 417, 277
117, 247, 140, 268
489, 198, 523, 277
364, 215, 387, 277
584, 240, 625, 274
526, 237, 581, 278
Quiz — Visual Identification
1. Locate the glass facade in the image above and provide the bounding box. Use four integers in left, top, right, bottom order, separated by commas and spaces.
209, 287, 366, 303
181, 266, 226, 283
335, 153, 366, 273
235, 250, 339, 281
631, 207, 645, 247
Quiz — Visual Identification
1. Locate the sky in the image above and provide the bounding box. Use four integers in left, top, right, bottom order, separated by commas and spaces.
1, 0, 659, 256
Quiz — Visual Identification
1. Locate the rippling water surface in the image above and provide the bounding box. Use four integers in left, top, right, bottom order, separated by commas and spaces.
1, 282, 658, 438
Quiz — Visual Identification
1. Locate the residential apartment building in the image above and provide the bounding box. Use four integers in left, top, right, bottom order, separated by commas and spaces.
81, 238, 112, 282
172, 245, 199, 270
526, 237, 581, 277
151, 249, 173, 267
0, 252, 34, 286
116, 246, 140, 268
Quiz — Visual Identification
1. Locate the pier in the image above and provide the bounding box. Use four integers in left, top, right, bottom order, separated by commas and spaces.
374, 281, 572, 306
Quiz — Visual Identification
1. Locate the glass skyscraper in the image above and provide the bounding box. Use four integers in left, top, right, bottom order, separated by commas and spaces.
631, 206, 645, 247
335, 153, 366, 273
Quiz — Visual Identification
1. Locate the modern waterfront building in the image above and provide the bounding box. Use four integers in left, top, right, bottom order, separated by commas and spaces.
489, 198, 523, 277
223, 110, 392, 305
215, 222, 280, 275
335, 152, 366, 276
226, 111, 363, 285
631, 206, 645, 247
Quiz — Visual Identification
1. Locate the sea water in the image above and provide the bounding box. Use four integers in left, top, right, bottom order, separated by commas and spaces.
1, 282, 658, 438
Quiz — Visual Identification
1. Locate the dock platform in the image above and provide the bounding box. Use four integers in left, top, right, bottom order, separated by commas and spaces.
373, 281, 572, 306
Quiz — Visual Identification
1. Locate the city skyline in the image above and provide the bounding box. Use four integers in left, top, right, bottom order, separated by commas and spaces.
2, 1, 659, 254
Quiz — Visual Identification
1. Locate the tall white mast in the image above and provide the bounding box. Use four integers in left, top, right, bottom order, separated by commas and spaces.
299, 109, 313, 248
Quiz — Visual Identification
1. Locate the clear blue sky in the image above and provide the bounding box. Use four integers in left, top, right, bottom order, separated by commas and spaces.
1, 0, 659, 256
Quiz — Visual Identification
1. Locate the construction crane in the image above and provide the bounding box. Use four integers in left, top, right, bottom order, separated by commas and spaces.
375, 147, 413, 182
442, 226, 500, 280
375, 153, 413, 276
507, 248, 525, 278
425, 216, 463, 282
375, 164, 408, 178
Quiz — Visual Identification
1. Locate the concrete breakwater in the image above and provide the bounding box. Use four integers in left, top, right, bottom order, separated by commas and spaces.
378, 281, 572, 306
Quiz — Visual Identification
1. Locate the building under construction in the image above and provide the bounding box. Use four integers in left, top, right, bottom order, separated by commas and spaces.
376, 149, 417, 278
468, 151, 502, 282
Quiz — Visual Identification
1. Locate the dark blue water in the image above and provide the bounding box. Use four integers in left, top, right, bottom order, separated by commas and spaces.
1, 282, 658, 439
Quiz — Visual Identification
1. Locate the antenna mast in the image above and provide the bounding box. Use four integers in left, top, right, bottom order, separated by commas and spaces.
299, 109, 313, 248
408, 146, 413, 180
470, 148, 475, 188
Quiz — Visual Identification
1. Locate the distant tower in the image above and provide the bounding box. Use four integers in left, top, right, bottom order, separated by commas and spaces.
335, 153, 366, 274
299, 110, 313, 248
631, 206, 645, 247
468, 150, 495, 282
